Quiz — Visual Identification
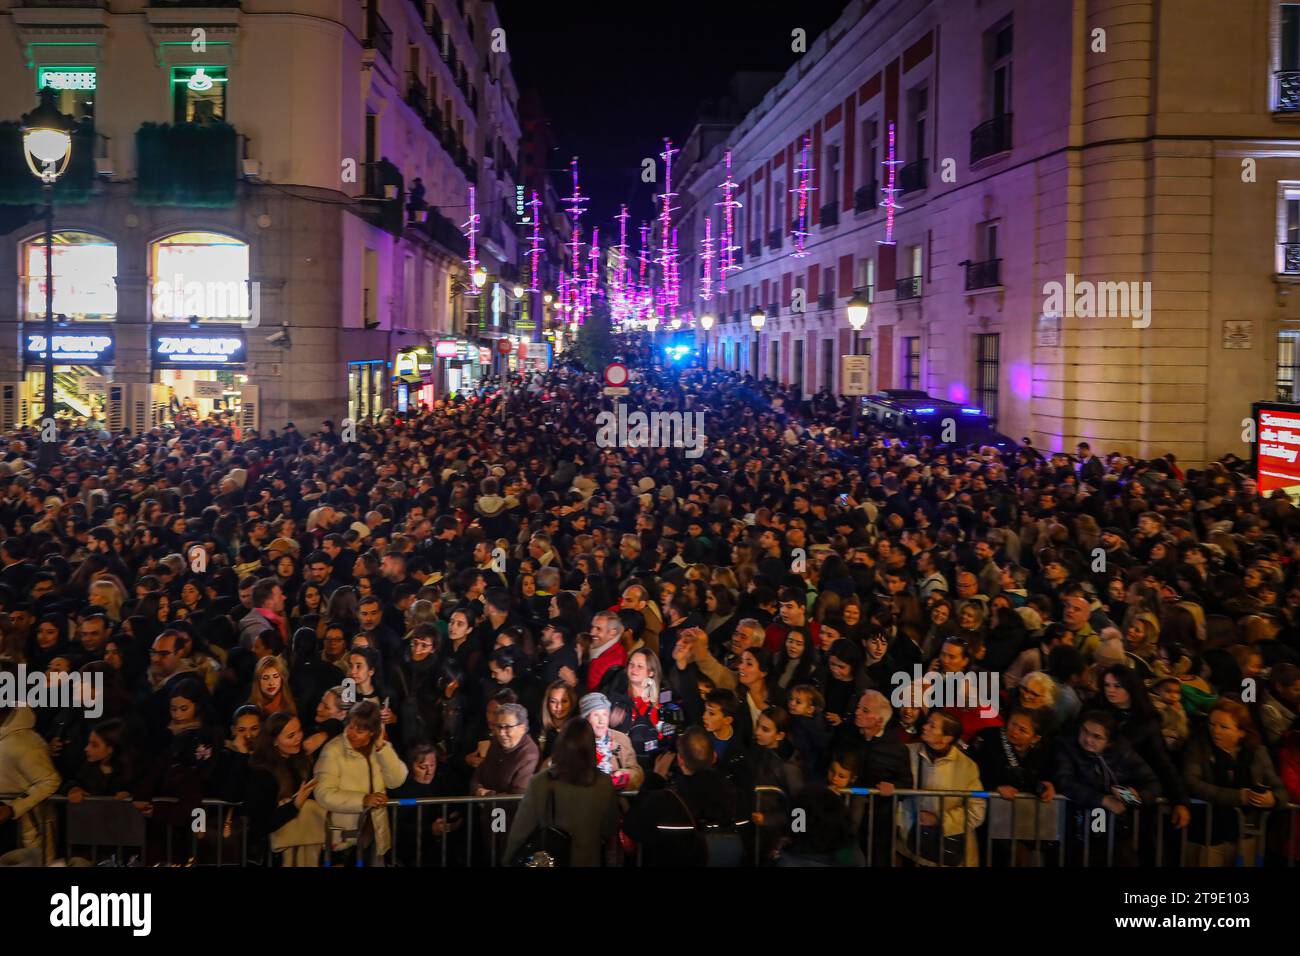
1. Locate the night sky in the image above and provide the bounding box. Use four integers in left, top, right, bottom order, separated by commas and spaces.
498, 0, 848, 234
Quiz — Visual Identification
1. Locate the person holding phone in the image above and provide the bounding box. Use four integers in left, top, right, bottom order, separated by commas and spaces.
1182, 698, 1286, 866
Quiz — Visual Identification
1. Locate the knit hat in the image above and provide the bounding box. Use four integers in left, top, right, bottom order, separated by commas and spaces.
579, 693, 611, 718
637, 476, 656, 494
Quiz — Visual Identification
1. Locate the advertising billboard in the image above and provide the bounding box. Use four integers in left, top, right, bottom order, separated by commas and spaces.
1254, 401, 1300, 502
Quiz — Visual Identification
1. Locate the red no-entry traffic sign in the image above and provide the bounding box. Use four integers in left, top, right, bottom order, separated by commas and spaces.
497, 339, 512, 355
604, 362, 629, 387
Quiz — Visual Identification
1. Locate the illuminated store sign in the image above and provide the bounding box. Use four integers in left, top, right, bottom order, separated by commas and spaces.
24, 331, 115, 365
152, 331, 246, 367
39, 69, 96, 91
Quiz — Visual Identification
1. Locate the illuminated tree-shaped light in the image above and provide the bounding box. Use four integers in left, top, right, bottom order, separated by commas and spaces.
564, 157, 588, 321
879, 121, 904, 246
527, 190, 543, 292
614, 204, 631, 325
658, 137, 679, 321
790, 135, 815, 258
700, 215, 715, 303
716, 149, 742, 293
462, 185, 481, 296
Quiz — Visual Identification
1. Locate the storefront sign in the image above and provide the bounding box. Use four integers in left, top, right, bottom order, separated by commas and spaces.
193, 380, 225, 399
436, 340, 460, 358
24, 330, 115, 365
82, 377, 108, 396
152, 330, 246, 367
1255, 402, 1300, 503
39, 69, 96, 91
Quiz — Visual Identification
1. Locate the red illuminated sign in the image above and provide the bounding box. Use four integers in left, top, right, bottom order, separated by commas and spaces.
1255, 401, 1300, 502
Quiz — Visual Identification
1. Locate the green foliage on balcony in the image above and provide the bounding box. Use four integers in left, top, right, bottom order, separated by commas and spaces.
136, 121, 238, 207
0, 120, 97, 206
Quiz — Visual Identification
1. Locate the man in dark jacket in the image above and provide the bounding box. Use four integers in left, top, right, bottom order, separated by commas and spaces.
621, 726, 743, 866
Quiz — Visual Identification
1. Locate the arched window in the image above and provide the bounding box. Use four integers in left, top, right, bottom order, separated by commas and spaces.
23, 231, 117, 321
150, 231, 250, 322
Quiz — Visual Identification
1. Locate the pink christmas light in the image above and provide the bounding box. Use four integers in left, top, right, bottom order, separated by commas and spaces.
527, 190, 542, 292
879, 121, 903, 246
462, 185, 481, 296
700, 216, 714, 302
716, 149, 742, 292
791, 135, 815, 258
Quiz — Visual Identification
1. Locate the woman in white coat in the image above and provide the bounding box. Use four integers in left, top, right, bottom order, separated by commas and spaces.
314, 700, 408, 866
898, 710, 987, 867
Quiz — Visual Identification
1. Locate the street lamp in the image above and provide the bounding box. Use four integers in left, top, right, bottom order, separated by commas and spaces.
846, 293, 870, 332
749, 306, 766, 331
512, 285, 525, 299
22, 88, 75, 471
543, 291, 554, 305
473, 266, 487, 289
699, 313, 714, 331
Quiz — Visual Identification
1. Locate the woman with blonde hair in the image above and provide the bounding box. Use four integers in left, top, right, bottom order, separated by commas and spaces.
88, 578, 127, 623
248, 656, 297, 716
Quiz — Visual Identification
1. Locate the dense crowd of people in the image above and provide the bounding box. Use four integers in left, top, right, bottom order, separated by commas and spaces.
1, 349, 1299, 868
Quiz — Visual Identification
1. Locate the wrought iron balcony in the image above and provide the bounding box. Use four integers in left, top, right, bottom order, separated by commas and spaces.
899, 160, 926, 194
767, 228, 782, 250
365, 11, 393, 63
817, 291, 834, 311
1283, 242, 1300, 274
1276, 71, 1300, 112
406, 73, 429, 119
748, 238, 761, 258
970, 112, 1013, 164
964, 258, 1002, 290
854, 181, 878, 213
820, 202, 839, 228
896, 275, 922, 299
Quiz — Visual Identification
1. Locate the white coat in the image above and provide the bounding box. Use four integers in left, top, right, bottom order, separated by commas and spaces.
313, 732, 408, 857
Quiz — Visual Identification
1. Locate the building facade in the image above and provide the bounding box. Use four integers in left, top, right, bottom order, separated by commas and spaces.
0, 0, 522, 432
677, 0, 1300, 465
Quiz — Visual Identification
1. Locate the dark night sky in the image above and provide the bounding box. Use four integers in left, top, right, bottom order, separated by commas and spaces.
497, 0, 848, 235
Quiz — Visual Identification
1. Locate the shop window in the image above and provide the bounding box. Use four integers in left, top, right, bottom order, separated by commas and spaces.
37, 67, 96, 122
172, 66, 228, 124
150, 232, 250, 322
24, 231, 117, 321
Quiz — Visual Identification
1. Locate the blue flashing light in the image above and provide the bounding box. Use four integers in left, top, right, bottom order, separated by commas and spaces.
914, 407, 937, 414
961, 407, 982, 415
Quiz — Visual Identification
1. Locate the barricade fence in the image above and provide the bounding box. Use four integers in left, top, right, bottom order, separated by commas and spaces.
3, 791, 1298, 868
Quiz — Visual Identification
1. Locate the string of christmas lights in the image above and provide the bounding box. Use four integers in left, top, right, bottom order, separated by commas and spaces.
879, 120, 903, 246
462, 185, 480, 296
717, 149, 742, 293
791, 135, 815, 258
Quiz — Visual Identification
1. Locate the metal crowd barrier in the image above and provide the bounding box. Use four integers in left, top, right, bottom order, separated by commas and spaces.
4, 790, 1298, 867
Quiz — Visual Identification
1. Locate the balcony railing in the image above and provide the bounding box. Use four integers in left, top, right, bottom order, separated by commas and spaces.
748, 238, 761, 258
896, 275, 922, 299
767, 228, 782, 250
1283, 242, 1300, 274
25, 0, 106, 7
365, 11, 393, 63
854, 181, 878, 213
1277, 71, 1300, 112
148, 0, 240, 6
900, 160, 927, 194
820, 202, 839, 228
964, 258, 1002, 290
970, 112, 1013, 164
817, 291, 834, 311
406, 73, 429, 119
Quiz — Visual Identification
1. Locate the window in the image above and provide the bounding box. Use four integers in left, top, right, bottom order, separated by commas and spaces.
1281, 186, 1300, 273
172, 66, 228, 124
978, 220, 1000, 261
24, 232, 117, 321
793, 339, 804, 392
824, 143, 840, 206
910, 245, 924, 279
988, 22, 1013, 118
1285, 4, 1300, 71
770, 341, 779, 381
822, 338, 834, 392
1279, 330, 1300, 400
150, 232, 250, 323
861, 119, 878, 185
773, 181, 784, 237
910, 87, 928, 162
37, 67, 95, 122
865, 257, 876, 301
974, 333, 1001, 421
904, 336, 921, 389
